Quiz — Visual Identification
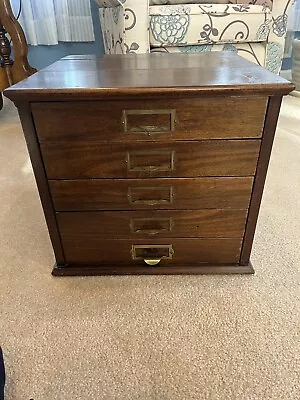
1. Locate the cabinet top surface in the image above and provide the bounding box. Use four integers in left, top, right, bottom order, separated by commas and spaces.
5, 53, 294, 101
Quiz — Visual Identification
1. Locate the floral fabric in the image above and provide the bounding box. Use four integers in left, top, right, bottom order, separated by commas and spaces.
149, 4, 271, 46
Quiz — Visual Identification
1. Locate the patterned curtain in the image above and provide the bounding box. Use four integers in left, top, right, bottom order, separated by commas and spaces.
10, 0, 95, 45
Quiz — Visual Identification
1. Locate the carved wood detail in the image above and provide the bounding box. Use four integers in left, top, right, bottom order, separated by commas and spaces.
0, 0, 36, 109
0, 21, 13, 85
0, 23, 13, 67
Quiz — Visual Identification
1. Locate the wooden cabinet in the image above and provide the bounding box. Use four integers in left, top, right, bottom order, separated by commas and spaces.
4, 52, 294, 275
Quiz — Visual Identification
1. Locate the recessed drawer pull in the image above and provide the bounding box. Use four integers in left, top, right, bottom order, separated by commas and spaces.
122, 109, 176, 135
135, 228, 168, 235
131, 244, 174, 266
128, 186, 174, 206
133, 199, 169, 206
126, 150, 175, 172
130, 217, 173, 235
135, 125, 164, 133
144, 259, 162, 266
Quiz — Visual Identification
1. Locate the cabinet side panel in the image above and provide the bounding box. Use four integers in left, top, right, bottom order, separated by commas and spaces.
240, 96, 283, 265
17, 102, 65, 264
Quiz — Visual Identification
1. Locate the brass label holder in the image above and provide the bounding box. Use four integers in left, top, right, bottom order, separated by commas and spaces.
122, 109, 176, 135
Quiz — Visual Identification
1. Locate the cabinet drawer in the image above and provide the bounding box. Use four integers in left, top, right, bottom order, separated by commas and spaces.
32, 97, 267, 142
42, 140, 260, 179
57, 209, 248, 239
60, 237, 243, 265
50, 177, 253, 211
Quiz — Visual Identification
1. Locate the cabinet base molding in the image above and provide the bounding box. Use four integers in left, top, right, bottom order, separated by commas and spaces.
52, 262, 254, 276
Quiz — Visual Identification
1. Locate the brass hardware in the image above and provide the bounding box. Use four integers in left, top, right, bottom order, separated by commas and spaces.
126, 150, 175, 172
122, 109, 176, 135
130, 217, 174, 235
128, 186, 174, 206
144, 259, 162, 266
131, 245, 174, 266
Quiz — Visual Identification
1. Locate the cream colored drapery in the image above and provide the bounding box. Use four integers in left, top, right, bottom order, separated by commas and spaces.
11, 0, 95, 45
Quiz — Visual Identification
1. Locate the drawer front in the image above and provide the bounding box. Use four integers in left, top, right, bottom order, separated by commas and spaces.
60, 237, 243, 265
57, 209, 248, 239
42, 140, 260, 179
32, 97, 267, 142
50, 177, 253, 211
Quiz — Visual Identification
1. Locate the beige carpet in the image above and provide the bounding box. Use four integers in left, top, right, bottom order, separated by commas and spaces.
0, 95, 299, 400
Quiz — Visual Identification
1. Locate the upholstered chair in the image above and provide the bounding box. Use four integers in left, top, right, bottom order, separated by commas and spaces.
95, 0, 294, 73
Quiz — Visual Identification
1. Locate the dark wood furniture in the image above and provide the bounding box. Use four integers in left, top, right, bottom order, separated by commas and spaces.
4, 53, 294, 276
0, 0, 36, 109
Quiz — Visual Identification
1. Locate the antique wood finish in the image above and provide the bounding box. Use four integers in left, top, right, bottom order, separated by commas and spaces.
240, 96, 283, 265
42, 140, 260, 179
56, 209, 248, 239
49, 178, 254, 211
17, 104, 65, 264
4, 53, 294, 275
32, 97, 267, 142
